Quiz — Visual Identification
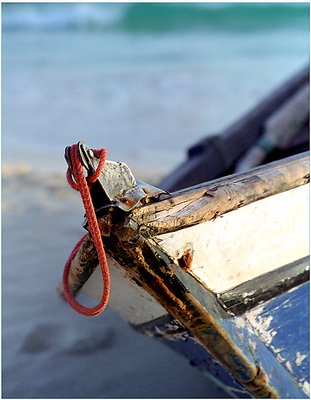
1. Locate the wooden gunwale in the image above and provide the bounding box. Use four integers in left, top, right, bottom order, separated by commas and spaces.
132, 152, 309, 236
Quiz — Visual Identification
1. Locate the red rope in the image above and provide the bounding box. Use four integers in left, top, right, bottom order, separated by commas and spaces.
63, 144, 110, 317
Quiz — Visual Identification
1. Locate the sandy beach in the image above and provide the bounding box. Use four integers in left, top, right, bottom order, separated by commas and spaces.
2, 164, 230, 398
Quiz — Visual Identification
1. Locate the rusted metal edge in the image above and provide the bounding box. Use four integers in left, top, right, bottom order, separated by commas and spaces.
132, 152, 309, 236
74, 208, 278, 398
61, 204, 309, 397
102, 231, 279, 397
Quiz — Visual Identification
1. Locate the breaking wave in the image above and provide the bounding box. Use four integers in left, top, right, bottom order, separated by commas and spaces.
2, 3, 309, 32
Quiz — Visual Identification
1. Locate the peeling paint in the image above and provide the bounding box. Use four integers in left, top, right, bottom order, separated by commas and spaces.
151, 323, 189, 342
246, 308, 278, 346
276, 353, 286, 363
270, 345, 284, 354
270, 345, 287, 366
177, 244, 194, 272
295, 351, 307, 366
242, 290, 256, 299
248, 340, 257, 353
285, 361, 294, 374
235, 317, 246, 329
298, 380, 310, 396
247, 305, 265, 317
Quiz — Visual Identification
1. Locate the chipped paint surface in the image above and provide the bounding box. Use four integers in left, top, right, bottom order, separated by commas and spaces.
285, 361, 294, 374
177, 244, 194, 272
150, 320, 190, 342
295, 352, 308, 367
299, 380, 310, 396
158, 184, 309, 293
245, 282, 309, 396
276, 353, 286, 363
235, 317, 246, 329
248, 340, 257, 353
246, 306, 278, 346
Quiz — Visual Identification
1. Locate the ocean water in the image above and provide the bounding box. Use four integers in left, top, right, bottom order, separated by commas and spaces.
2, 2, 309, 179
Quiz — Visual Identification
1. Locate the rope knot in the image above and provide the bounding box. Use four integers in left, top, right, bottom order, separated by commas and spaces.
63, 143, 110, 317
87, 148, 107, 184
66, 147, 107, 190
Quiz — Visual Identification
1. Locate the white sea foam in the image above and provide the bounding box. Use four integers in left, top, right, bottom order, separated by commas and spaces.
2, 3, 127, 31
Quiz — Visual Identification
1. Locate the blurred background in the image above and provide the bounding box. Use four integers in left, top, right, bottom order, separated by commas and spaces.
2, 2, 310, 178
2, 2, 310, 399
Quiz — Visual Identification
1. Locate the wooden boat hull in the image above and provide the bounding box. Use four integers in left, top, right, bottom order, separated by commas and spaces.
77, 152, 309, 398
62, 67, 310, 398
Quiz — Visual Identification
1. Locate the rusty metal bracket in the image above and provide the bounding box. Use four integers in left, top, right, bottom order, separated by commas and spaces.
65, 141, 168, 214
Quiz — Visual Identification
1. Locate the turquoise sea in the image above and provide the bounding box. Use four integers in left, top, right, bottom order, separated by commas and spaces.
2, 2, 310, 179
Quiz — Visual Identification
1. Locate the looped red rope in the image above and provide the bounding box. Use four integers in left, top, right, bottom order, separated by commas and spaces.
63, 144, 110, 316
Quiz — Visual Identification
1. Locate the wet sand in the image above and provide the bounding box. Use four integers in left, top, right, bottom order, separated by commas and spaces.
2, 165, 229, 398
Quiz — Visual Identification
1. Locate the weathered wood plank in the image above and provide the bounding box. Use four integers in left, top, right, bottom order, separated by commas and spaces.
133, 152, 309, 236
83, 253, 167, 325
157, 184, 309, 293
59, 235, 98, 298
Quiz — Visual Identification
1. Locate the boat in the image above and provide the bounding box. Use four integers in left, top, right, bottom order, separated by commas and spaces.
60, 66, 310, 398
